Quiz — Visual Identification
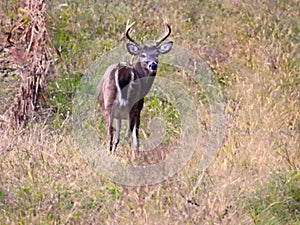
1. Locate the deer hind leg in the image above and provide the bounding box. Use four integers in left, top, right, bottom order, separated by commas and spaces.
105, 110, 114, 153
113, 118, 121, 153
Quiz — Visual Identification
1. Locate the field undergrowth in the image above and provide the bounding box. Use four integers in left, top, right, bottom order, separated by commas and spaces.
0, 0, 299, 224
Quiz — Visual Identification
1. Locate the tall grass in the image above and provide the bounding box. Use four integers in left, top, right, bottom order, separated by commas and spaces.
0, 0, 299, 224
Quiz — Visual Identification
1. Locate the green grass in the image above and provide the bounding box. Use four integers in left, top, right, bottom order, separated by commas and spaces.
248, 171, 300, 224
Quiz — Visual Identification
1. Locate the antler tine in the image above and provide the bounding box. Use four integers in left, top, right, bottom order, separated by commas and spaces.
156, 23, 171, 46
125, 20, 140, 46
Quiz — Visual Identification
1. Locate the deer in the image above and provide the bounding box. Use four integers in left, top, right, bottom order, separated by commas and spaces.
97, 22, 173, 157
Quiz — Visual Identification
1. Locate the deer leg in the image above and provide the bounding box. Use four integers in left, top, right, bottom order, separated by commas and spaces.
132, 115, 140, 151
125, 115, 134, 146
106, 111, 114, 152
113, 118, 121, 153
129, 113, 141, 161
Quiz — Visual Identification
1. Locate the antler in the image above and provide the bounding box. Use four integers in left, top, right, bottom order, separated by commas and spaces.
156, 23, 171, 46
125, 21, 140, 46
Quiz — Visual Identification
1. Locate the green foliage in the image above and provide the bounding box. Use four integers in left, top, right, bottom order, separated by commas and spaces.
248, 171, 300, 224
105, 183, 121, 200
47, 0, 131, 70
143, 96, 180, 142
46, 72, 83, 128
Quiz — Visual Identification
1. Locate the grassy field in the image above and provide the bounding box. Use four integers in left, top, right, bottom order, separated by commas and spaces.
0, 0, 299, 224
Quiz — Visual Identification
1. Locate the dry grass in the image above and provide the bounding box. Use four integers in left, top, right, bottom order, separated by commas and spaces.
1, 0, 299, 224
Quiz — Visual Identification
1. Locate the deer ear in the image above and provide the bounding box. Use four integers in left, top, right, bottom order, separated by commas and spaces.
126, 43, 140, 55
158, 41, 173, 54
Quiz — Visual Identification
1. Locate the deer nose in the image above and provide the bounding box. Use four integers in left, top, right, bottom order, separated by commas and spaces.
148, 62, 157, 71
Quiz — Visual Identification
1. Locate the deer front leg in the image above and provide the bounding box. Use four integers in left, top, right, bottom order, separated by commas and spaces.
132, 116, 140, 151
126, 113, 141, 161
131, 117, 141, 161
125, 114, 138, 148
125, 116, 133, 147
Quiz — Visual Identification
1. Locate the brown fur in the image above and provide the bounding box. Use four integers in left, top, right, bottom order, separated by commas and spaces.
97, 24, 172, 154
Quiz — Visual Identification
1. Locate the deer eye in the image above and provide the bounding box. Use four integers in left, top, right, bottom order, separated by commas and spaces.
141, 53, 147, 58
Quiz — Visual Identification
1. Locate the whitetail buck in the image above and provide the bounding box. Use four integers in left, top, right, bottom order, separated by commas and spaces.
97, 22, 173, 155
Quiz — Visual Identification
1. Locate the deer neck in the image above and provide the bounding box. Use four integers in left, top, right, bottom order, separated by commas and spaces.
133, 61, 157, 79
133, 61, 156, 97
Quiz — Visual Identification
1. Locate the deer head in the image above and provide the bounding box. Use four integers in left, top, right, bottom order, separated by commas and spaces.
125, 23, 173, 74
